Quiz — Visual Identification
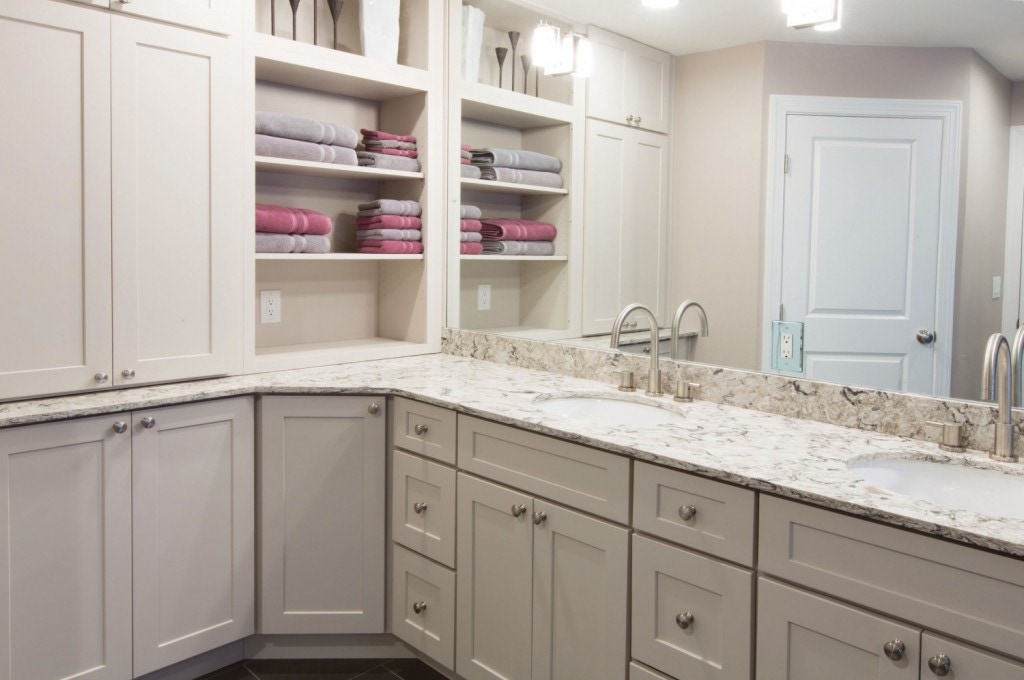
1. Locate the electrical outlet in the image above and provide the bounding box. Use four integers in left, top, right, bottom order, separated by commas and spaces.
993, 276, 1002, 300
780, 332, 794, 359
260, 290, 281, 324
771, 320, 804, 373
477, 284, 491, 311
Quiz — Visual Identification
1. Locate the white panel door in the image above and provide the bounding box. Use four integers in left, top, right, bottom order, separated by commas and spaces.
586, 26, 670, 133
111, 17, 241, 387
0, 1, 113, 400
259, 396, 386, 634
0, 415, 132, 680
780, 113, 945, 394
132, 398, 255, 676
110, 0, 238, 35
456, 474, 534, 680
531, 500, 629, 680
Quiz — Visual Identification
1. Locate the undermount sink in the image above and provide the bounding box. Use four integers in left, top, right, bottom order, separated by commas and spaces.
532, 395, 687, 426
848, 457, 1024, 519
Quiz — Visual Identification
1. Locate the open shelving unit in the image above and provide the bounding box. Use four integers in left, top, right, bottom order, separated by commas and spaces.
242, 0, 444, 374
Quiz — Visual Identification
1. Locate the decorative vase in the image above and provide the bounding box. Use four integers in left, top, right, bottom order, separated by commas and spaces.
327, 0, 344, 50
359, 0, 401, 64
461, 5, 485, 82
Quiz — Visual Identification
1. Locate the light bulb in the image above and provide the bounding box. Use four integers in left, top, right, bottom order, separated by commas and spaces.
532, 21, 560, 69
642, 0, 679, 7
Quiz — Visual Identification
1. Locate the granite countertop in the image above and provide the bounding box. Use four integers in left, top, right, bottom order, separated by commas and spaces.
2, 353, 1022, 559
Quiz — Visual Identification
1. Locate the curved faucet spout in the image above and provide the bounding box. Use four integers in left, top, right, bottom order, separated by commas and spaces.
982, 332, 1015, 461
670, 300, 709, 360
1012, 326, 1024, 408
610, 303, 662, 396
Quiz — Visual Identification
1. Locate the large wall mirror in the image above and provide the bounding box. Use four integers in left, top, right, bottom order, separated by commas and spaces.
450, 0, 1024, 403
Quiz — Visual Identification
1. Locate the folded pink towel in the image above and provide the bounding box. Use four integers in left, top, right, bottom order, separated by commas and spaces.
460, 143, 472, 151
360, 128, 417, 143
460, 219, 482, 232
461, 242, 483, 255
255, 203, 333, 235
460, 158, 471, 165
480, 219, 557, 241
356, 215, 422, 229
357, 240, 424, 254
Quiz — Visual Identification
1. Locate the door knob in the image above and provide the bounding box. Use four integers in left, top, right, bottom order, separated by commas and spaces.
927, 654, 951, 676
413, 502, 428, 514
368, 402, 380, 415
140, 416, 156, 429
678, 505, 697, 521
412, 601, 427, 614
121, 368, 135, 380
511, 504, 528, 518
634, 115, 642, 125
675, 612, 694, 629
112, 421, 128, 434
94, 372, 109, 384
533, 511, 547, 525
883, 639, 906, 661
414, 423, 429, 435
916, 330, 936, 345
626, 114, 635, 124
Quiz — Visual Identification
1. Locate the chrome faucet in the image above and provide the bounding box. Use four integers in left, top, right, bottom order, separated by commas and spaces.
982, 333, 1015, 461
1012, 326, 1024, 408
610, 303, 662, 396
670, 300, 709, 360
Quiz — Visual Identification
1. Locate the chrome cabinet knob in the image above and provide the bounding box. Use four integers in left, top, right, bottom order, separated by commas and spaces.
928, 654, 951, 676
121, 368, 135, 380
368, 402, 380, 415
511, 504, 528, 518
678, 505, 697, 521
675, 612, 694, 630
635, 115, 642, 125
533, 511, 547, 525
112, 421, 128, 434
916, 330, 936, 345
94, 372, 109, 384
414, 423, 429, 435
626, 114, 635, 124
140, 416, 156, 429
412, 601, 427, 614
883, 639, 906, 661
413, 502, 428, 514
118, 0, 133, 4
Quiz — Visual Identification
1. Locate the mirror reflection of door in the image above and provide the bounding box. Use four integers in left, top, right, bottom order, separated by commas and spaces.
764, 97, 962, 396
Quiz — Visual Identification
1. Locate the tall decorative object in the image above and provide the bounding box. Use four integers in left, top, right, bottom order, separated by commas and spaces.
495, 47, 508, 88
328, 0, 344, 50
359, 0, 401, 63
313, 0, 318, 45
461, 5, 485, 82
508, 31, 520, 91
271, 0, 276, 35
288, 0, 301, 40
520, 55, 531, 94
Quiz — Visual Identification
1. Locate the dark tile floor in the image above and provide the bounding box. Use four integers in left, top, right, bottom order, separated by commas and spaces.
200, 658, 448, 680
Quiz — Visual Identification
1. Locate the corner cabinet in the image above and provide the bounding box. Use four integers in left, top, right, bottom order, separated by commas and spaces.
0, 0, 243, 402
586, 26, 672, 134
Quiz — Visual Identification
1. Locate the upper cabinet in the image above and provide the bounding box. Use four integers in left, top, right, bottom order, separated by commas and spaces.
586, 26, 672, 134
60, 0, 239, 35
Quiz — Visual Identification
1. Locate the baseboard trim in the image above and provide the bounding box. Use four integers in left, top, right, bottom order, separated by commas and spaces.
243, 633, 414, 659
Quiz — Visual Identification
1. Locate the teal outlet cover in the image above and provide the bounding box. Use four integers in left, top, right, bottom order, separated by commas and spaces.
771, 321, 804, 373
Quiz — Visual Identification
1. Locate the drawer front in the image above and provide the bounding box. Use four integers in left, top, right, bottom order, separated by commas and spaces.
392, 450, 456, 568
631, 534, 753, 680
393, 398, 456, 464
922, 633, 1024, 677
629, 661, 674, 680
391, 544, 455, 670
633, 461, 756, 566
760, 496, 1024, 657
457, 415, 630, 523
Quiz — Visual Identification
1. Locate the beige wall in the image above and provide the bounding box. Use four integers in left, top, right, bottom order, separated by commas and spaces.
1012, 82, 1024, 125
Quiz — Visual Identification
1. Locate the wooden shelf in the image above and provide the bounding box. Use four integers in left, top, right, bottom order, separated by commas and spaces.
256, 253, 424, 261
460, 177, 567, 196
256, 156, 423, 180
461, 81, 575, 128
460, 255, 568, 262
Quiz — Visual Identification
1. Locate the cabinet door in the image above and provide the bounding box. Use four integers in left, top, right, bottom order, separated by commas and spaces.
111, 0, 238, 35
456, 474, 534, 680
757, 578, 920, 680
0, 415, 132, 680
531, 500, 629, 680
132, 398, 255, 676
586, 26, 671, 133
259, 396, 386, 634
0, 1, 113, 401
392, 450, 457, 567
111, 17, 241, 387
921, 633, 1024, 679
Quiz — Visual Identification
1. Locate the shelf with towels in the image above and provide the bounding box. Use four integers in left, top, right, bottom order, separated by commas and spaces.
459, 177, 567, 196
256, 156, 424, 181
255, 253, 424, 261
460, 255, 568, 262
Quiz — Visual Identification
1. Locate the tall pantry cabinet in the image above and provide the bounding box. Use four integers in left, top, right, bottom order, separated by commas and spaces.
0, 0, 242, 402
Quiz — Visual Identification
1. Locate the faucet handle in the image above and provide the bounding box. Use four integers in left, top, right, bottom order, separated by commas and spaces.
674, 382, 701, 403
925, 421, 966, 453
618, 370, 637, 392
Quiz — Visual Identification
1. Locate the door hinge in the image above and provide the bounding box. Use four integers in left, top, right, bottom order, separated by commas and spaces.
783, 154, 790, 174
779, 303, 785, 321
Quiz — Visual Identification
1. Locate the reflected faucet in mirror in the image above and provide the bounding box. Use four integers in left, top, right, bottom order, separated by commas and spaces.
670, 300, 708, 361
982, 333, 1015, 462
610, 303, 662, 397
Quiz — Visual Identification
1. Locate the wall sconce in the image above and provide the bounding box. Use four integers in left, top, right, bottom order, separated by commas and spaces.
782, 0, 841, 30
532, 21, 592, 77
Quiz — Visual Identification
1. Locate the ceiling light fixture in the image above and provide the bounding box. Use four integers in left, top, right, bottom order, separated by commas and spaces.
782, 0, 840, 29
532, 21, 592, 77
642, 0, 680, 8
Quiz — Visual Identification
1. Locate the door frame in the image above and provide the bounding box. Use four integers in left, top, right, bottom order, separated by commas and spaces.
1001, 126, 1024, 338
761, 95, 962, 397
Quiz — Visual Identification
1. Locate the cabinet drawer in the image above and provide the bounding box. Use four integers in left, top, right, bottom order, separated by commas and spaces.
457, 415, 630, 523
629, 661, 673, 680
392, 450, 456, 568
922, 633, 1024, 677
760, 496, 1024, 657
633, 461, 756, 566
391, 544, 455, 671
393, 397, 456, 464
631, 534, 753, 680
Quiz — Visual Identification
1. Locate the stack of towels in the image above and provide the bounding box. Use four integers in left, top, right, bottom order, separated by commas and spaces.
471, 148, 562, 189
256, 111, 358, 166
460, 143, 481, 179
255, 203, 333, 254
480, 218, 556, 256
460, 204, 483, 254
356, 199, 423, 254
358, 129, 421, 173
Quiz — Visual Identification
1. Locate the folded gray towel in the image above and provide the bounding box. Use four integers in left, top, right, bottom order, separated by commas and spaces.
481, 240, 556, 256
460, 204, 482, 219
356, 151, 421, 173
357, 199, 422, 217
356, 229, 422, 241
460, 164, 482, 179
302, 235, 332, 253
256, 135, 358, 166
460, 232, 482, 243
256, 111, 359, 148
471, 148, 562, 173
256, 232, 296, 253
480, 167, 563, 189
461, 150, 472, 160
363, 139, 418, 151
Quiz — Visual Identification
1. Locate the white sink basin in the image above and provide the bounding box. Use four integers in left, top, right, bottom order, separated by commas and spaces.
533, 396, 686, 426
848, 458, 1024, 519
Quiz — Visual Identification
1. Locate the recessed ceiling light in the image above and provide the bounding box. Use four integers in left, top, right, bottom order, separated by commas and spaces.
642, 0, 680, 8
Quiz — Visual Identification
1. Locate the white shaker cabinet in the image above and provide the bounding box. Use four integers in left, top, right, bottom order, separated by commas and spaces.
63, 0, 238, 35
258, 396, 386, 634
586, 26, 671, 134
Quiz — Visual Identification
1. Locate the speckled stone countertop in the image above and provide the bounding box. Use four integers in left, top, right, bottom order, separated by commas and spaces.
2, 354, 1022, 559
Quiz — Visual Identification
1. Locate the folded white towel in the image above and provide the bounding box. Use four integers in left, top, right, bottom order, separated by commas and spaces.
356, 229, 422, 241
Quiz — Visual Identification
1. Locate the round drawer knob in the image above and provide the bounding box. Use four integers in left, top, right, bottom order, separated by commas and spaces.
368, 403, 380, 415
883, 639, 906, 662
412, 601, 427, 614
675, 612, 694, 630
511, 504, 527, 518
635, 115, 642, 125
121, 368, 135, 380
112, 421, 128, 434
533, 511, 547, 525
414, 423, 429, 435
94, 372, 109, 384
678, 505, 697, 521
928, 653, 952, 676
413, 502, 428, 514
140, 416, 156, 429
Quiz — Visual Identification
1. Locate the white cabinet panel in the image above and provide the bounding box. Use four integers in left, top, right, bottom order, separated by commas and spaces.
392, 544, 456, 670
258, 395, 386, 634
132, 398, 254, 675
0, 415, 132, 680
392, 450, 456, 568
586, 26, 671, 133
921, 633, 1024, 679
111, 0, 238, 35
